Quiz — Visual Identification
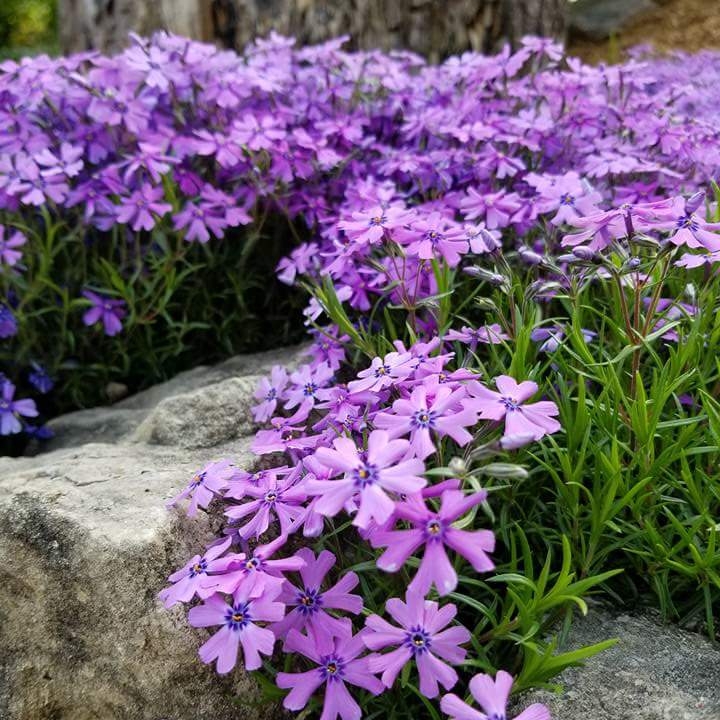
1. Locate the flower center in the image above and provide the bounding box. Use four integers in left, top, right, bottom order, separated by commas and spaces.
500, 396, 520, 411
265, 388, 277, 401
559, 193, 574, 206
245, 556, 261, 571
374, 363, 390, 377
320, 655, 345, 682
404, 626, 431, 655
424, 518, 444, 540
353, 463, 379, 488
369, 214, 387, 226
303, 382, 318, 397
677, 214, 698, 231
412, 409, 436, 429
264, 491, 278, 504
225, 602, 251, 631
190, 471, 206, 488
189, 558, 208, 577
297, 587, 323, 614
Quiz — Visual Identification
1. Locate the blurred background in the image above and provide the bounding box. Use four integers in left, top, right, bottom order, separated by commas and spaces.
1, 0, 719, 62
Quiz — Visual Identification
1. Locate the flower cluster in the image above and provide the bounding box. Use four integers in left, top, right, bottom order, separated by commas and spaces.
2, 33, 720, 444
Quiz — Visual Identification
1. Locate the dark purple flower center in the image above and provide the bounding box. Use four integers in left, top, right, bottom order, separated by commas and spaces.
677, 214, 698, 231
424, 518, 445, 541
412, 409, 436, 429
319, 654, 345, 682
500, 396, 520, 411
404, 626, 431, 655
265, 387, 277, 401
225, 601, 251, 631
264, 491, 278, 504
353, 462, 379, 488
189, 558, 208, 577
190, 471, 206, 488
303, 381, 318, 397
369, 214, 387, 226
426, 229, 444, 244
297, 587, 323, 615
245, 556, 261, 572
559, 193, 575, 206
374, 363, 391, 377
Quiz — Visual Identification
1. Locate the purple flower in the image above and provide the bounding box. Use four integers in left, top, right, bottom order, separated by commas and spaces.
338, 204, 411, 244
252, 365, 289, 422
284, 362, 335, 417
347, 351, 413, 393
374, 385, 478, 460
0, 381, 38, 435
277, 625, 384, 720
116, 183, 172, 232
364, 591, 470, 698
0, 304, 17, 338
167, 459, 235, 517
224, 469, 307, 540
158, 536, 232, 607
188, 581, 285, 673
81, 290, 127, 337
370, 490, 495, 596
445, 324, 509, 349
28, 362, 54, 394
466, 376, 560, 445
0, 226, 25, 267
272, 548, 363, 640
441, 670, 551, 720
307, 430, 426, 528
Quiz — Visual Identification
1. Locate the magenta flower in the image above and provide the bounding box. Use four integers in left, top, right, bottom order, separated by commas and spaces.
252, 365, 288, 422
441, 670, 551, 720
158, 536, 232, 607
459, 189, 522, 229
338, 204, 411, 244
0, 226, 25, 267
466, 376, 560, 444
0, 381, 38, 435
277, 625, 384, 720
224, 470, 307, 540
364, 591, 470, 698
81, 290, 126, 336
374, 385, 478, 460
397, 212, 469, 267
307, 430, 426, 528
370, 490, 495, 596
167, 459, 235, 517
188, 581, 285, 673
272, 548, 363, 640
347, 351, 413, 393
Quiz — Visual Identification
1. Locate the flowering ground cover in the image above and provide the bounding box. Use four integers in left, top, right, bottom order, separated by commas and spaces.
2, 30, 720, 719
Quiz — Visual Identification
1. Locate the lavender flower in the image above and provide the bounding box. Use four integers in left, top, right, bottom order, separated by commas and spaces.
0, 381, 38, 435
81, 290, 127, 337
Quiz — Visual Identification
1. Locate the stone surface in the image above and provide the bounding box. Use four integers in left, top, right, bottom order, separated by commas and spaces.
570, 0, 660, 40
0, 345, 304, 720
518, 605, 720, 720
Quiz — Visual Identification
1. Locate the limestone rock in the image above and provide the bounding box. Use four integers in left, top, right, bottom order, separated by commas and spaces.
517, 605, 720, 720
0, 346, 304, 720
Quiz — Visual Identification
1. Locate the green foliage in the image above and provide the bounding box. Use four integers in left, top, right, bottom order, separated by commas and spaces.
0, 0, 57, 58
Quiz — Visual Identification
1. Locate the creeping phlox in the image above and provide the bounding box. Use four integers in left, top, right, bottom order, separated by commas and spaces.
162, 335, 559, 719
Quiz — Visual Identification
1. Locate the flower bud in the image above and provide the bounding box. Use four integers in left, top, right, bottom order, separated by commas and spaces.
685, 191, 705, 215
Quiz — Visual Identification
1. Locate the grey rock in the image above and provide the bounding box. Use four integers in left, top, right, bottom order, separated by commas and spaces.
0, 346, 304, 720
570, 0, 659, 40
517, 605, 720, 720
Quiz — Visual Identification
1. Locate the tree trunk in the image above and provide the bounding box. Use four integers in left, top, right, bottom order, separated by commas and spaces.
58, 0, 567, 58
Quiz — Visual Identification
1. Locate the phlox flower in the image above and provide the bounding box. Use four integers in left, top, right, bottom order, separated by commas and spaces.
251, 409, 319, 455
167, 459, 235, 517
0, 381, 38, 435
202, 535, 306, 596
396, 212, 469, 267
466, 376, 560, 444
81, 290, 126, 336
445, 324, 509, 349
307, 429, 426, 528
158, 536, 232, 607
28, 362, 54, 394
115, 183, 172, 232
441, 670, 550, 720
277, 624, 384, 720
641, 195, 720, 252
272, 548, 363, 640
284, 362, 335, 416
224, 469, 307, 539
0, 304, 17, 338
252, 365, 288, 422
188, 581, 285, 673
0, 226, 25, 267
338, 204, 411, 244
374, 385, 477, 460
347, 351, 413, 393
459, 189, 522, 229
370, 490, 494, 596
364, 591, 470, 698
